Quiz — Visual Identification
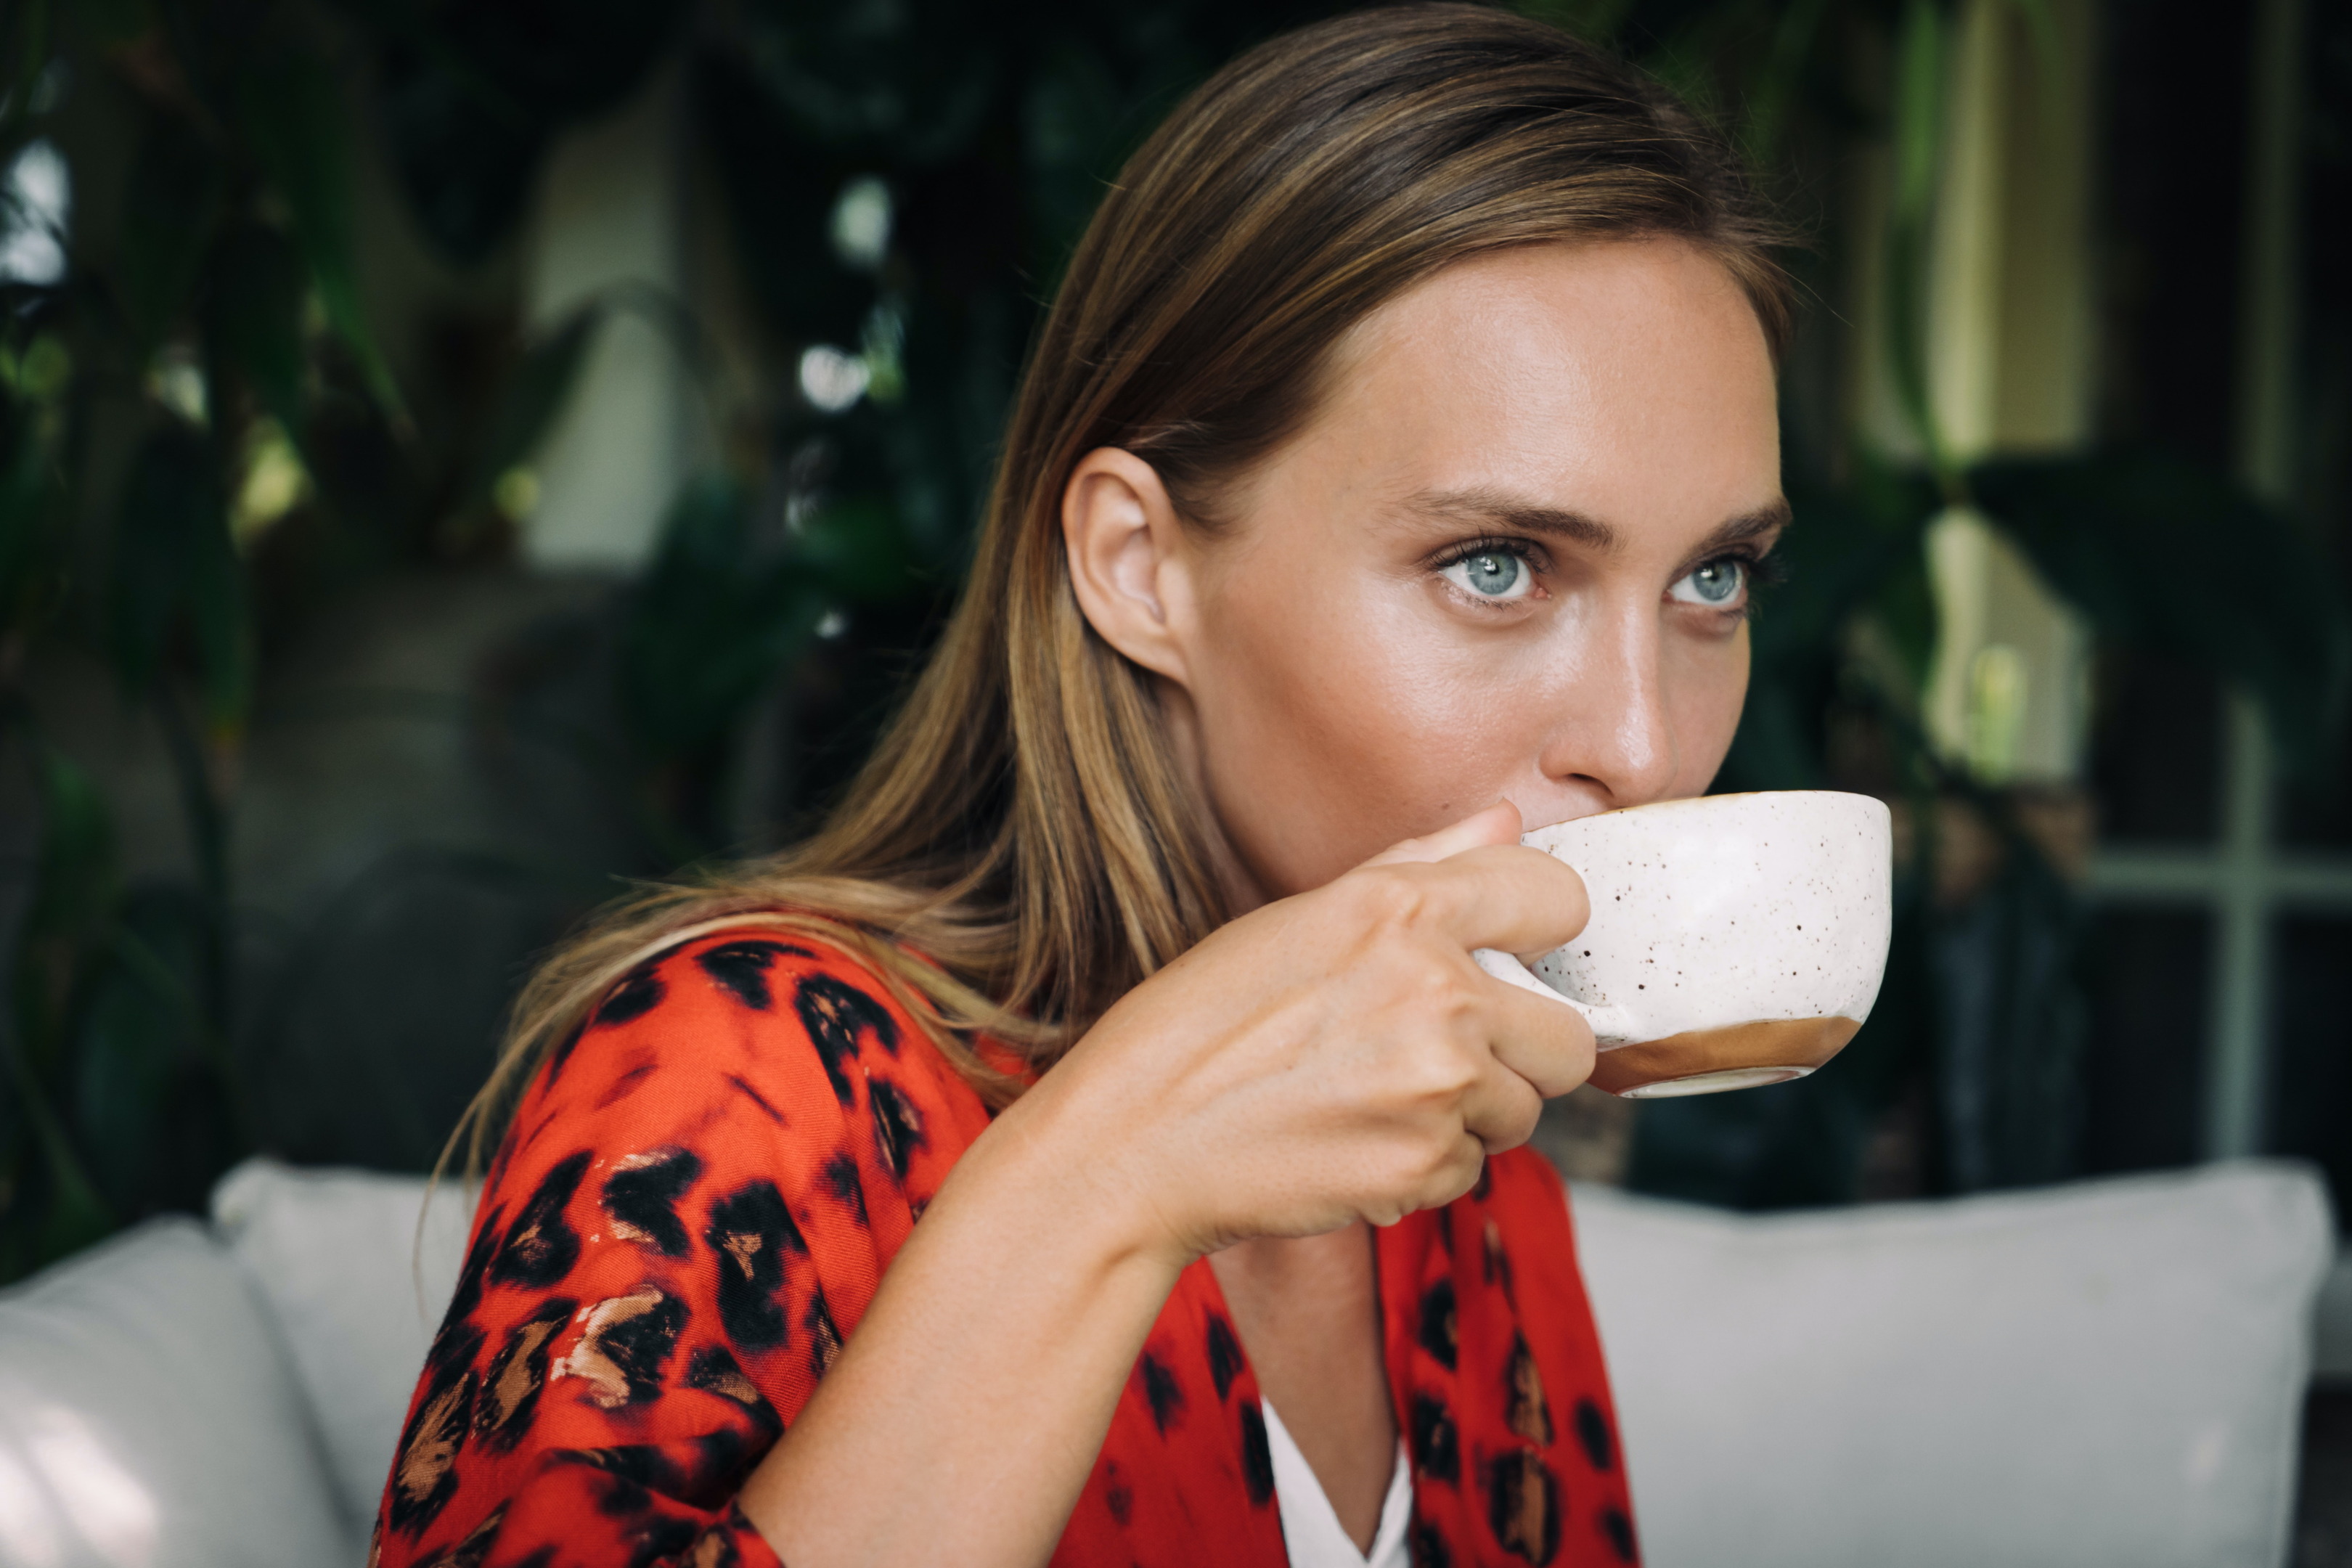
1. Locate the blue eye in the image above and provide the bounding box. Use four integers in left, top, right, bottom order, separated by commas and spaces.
1670, 558, 1747, 608
1441, 550, 1532, 600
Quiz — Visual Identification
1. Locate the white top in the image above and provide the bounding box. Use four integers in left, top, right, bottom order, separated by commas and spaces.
1260, 1397, 1414, 1568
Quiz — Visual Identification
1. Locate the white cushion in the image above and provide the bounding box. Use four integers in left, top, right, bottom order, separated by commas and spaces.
0, 1217, 353, 1568
210, 1159, 474, 1535
1571, 1161, 2333, 1568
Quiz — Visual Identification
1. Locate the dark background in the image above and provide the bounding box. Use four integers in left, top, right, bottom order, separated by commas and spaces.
0, 0, 2345, 1327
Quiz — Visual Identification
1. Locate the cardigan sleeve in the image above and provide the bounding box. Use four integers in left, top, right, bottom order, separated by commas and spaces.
368, 931, 998, 1568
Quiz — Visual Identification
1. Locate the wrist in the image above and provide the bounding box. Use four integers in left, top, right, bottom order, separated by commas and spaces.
957, 1066, 1201, 1278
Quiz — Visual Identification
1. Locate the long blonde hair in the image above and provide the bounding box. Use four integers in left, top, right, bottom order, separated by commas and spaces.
452, 3, 1793, 1172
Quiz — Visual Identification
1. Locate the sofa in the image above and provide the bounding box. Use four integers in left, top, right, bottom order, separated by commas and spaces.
0, 1156, 2334, 1568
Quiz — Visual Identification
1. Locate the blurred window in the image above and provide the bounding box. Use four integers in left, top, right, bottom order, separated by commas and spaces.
2083, 0, 2352, 1219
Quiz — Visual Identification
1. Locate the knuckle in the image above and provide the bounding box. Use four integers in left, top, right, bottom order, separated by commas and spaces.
1395, 1039, 1480, 1102
1392, 950, 1475, 1022
1344, 865, 1437, 933
1386, 1133, 1456, 1200
1372, 1125, 1485, 1217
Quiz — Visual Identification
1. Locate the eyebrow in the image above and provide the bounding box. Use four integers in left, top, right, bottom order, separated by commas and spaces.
1397, 487, 1793, 556
1689, 498, 1794, 557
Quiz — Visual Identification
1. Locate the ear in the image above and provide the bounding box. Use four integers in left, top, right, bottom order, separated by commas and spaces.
1061, 446, 1199, 687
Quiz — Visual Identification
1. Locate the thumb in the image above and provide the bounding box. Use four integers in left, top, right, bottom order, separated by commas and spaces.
1361, 799, 1524, 868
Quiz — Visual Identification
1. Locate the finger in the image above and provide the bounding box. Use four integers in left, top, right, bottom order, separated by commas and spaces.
1455, 1051, 1548, 1152
1360, 799, 1523, 868
1400, 1132, 1496, 1219
1395, 841, 1591, 956
1479, 968, 1597, 1099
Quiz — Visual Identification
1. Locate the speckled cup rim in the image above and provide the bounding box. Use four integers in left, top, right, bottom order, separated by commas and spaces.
1517, 788, 1874, 835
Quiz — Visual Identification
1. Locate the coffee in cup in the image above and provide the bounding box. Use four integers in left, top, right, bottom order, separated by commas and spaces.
1475, 791, 1891, 1098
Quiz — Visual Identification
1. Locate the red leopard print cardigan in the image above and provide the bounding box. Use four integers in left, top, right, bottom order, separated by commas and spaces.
371, 932, 1640, 1567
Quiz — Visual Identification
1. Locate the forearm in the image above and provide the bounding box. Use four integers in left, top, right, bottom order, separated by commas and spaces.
735, 1084, 1185, 1567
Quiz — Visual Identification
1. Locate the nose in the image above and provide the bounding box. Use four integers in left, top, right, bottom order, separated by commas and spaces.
1536, 600, 1679, 809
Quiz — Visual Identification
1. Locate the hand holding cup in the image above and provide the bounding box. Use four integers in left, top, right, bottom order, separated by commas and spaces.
1030, 802, 1596, 1259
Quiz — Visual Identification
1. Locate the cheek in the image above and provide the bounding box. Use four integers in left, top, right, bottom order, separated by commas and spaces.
1187, 569, 1522, 888
1663, 621, 1752, 788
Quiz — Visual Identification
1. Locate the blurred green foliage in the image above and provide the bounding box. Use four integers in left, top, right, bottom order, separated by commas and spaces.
1580, 0, 2352, 1209
0, 0, 1360, 1281
1, 0, 2346, 1280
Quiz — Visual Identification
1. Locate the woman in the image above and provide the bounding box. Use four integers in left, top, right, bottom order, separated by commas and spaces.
375, 7, 1790, 1566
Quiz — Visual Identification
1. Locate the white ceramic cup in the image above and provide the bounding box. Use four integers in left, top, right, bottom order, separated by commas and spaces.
1474, 791, 1892, 1098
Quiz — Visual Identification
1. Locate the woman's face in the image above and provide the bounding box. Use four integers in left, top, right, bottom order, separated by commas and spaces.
1065, 238, 1784, 907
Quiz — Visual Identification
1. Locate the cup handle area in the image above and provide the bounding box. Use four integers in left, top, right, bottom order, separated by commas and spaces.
1471, 948, 1638, 1041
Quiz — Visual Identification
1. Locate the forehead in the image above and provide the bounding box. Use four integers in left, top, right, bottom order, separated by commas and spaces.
1290, 239, 1780, 531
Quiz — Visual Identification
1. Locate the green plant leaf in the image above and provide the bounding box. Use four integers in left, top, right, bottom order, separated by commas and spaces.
0, 391, 61, 638
22, 740, 116, 960
73, 0, 141, 46
1868, 546, 1940, 698
11, 733, 119, 1077
369, 45, 548, 268
1755, 470, 1943, 665
362, 0, 685, 264
0, 0, 53, 146
1882, 0, 1952, 471
796, 494, 918, 605
1024, 43, 1128, 277
118, 102, 224, 357
236, 46, 407, 423
107, 422, 249, 733
468, 306, 601, 500
205, 219, 309, 450
1511, 0, 1638, 45
1718, 460, 1943, 794
70, 885, 240, 1220
1969, 452, 2352, 774
1745, 0, 1834, 166
0, 1034, 115, 1278
693, 54, 878, 351
1892, 0, 1946, 225
0, 723, 122, 1281
620, 475, 825, 760
2001, 0, 2064, 96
